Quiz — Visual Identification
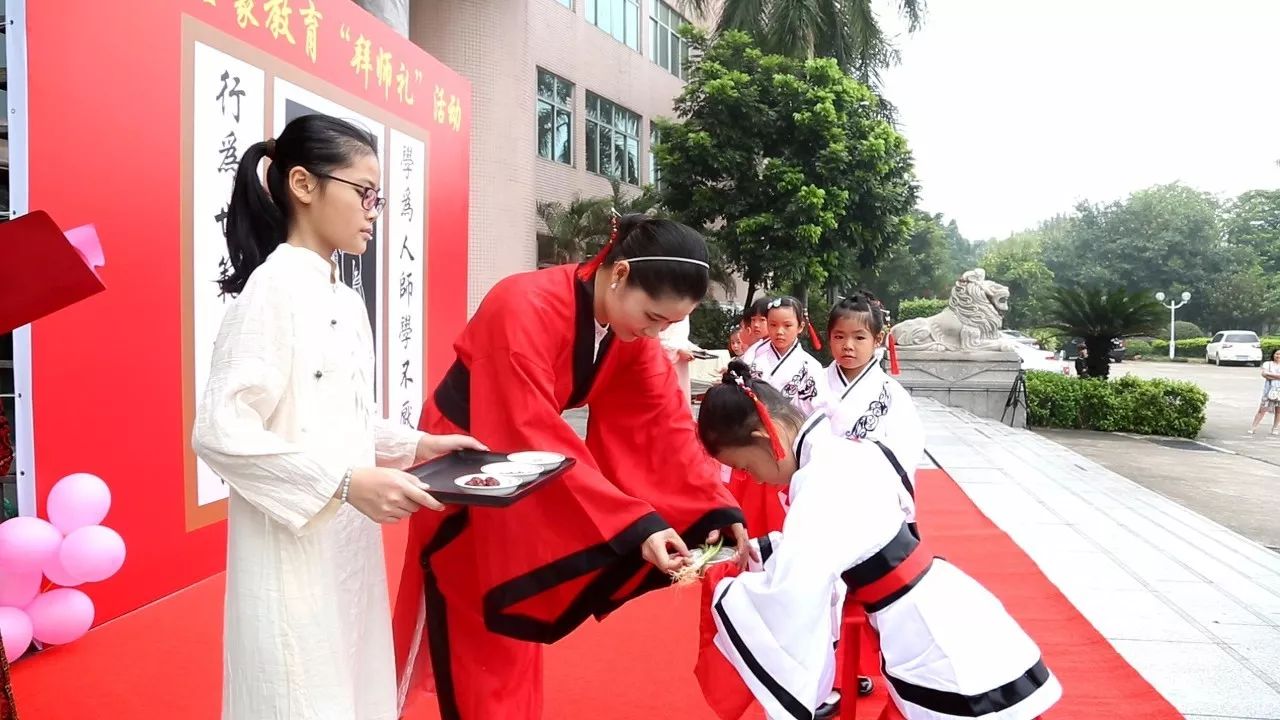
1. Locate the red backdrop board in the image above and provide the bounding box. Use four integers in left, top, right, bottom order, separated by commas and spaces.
23, 0, 470, 624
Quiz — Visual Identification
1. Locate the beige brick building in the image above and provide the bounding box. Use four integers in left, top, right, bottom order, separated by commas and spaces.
409, 0, 715, 311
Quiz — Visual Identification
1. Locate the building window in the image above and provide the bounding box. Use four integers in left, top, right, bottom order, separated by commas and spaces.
586, 93, 640, 185
536, 70, 574, 166
586, 0, 640, 51
648, 122, 663, 189
557, 0, 573, 7
649, 0, 690, 79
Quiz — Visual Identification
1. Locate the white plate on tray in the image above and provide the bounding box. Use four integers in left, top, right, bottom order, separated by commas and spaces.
505, 451, 566, 471
454, 473, 520, 496
479, 462, 542, 483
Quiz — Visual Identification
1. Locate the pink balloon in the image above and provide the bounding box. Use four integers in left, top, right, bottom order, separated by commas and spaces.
47, 473, 111, 534
0, 606, 33, 662
0, 565, 43, 607
59, 526, 125, 583
42, 550, 84, 588
0, 517, 62, 573
26, 588, 94, 645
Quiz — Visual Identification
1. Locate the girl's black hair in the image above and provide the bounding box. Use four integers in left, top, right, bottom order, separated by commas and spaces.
828, 290, 887, 336
217, 114, 379, 296
697, 360, 806, 456
606, 214, 709, 300
766, 296, 807, 327
742, 296, 772, 325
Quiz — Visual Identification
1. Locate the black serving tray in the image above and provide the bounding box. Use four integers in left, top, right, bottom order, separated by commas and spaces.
406, 449, 576, 508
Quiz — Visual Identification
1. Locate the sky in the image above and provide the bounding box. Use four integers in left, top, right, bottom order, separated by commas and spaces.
878, 0, 1280, 241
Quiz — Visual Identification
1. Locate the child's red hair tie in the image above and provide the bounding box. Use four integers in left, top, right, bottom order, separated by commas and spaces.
732, 375, 786, 460
577, 213, 620, 281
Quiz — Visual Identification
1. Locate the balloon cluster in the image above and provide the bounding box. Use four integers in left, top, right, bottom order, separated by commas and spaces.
0, 473, 125, 662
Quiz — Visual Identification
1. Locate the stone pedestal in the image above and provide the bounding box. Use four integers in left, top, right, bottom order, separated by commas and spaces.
894, 349, 1026, 427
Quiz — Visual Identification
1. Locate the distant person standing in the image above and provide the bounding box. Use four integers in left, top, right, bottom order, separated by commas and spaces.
1074, 344, 1090, 378
1249, 349, 1280, 435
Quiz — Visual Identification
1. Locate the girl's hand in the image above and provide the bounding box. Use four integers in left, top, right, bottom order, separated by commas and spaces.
346, 467, 443, 523
641, 528, 690, 573
706, 523, 759, 568
415, 433, 488, 463
676, 349, 696, 362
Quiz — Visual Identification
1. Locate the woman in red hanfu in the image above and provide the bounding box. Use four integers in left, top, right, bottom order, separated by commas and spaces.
392, 215, 750, 720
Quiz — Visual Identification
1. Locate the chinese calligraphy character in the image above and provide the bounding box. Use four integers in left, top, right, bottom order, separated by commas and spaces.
214, 206, 229, 235
350, 34, 373, 89
234, 0, 260, 29
203, 0, 216, 5
300, 0, 322, 63
399, 271, 415, 304
447, 95, 462, 132
432, 86, 446, 124
399, 317, 413, 351
375, 49, 394, 99
400, 186, 413, 222
395, 63, 415, 106
400, 400, 414, 427
400, 359, 415, 388
400, 146, 414, 176
400, 236, 415, 262
217, 132, 240, 173
264, 0, 296, 44
217, 71, 246, 122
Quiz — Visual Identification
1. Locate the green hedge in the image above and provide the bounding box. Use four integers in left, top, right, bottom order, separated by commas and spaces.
898, 298, 947, 321
1146, 336, 1280, 359
1025, 371, 1207, 438
690, 302, 739, 350
1126, 339, 1154, 357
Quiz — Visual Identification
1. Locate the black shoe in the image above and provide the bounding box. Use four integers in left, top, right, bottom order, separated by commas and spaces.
814, 690, 841, 719
857, 675, 874, 696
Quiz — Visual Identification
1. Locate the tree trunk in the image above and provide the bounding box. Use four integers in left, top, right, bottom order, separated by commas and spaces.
1085, 337, 1112, 380
744, 278, 758, 310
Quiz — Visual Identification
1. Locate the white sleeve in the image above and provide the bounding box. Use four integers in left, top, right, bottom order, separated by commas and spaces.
192, 281, 345, 535
373, 420, 424, 470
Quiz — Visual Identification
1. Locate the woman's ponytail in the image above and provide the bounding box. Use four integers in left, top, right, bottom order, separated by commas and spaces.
217, 139, 287, 297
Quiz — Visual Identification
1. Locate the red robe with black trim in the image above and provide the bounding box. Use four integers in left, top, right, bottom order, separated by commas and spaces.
392, 264, 744, 712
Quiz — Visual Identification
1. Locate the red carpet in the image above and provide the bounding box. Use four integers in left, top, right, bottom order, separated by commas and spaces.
10, 468, 1180, 719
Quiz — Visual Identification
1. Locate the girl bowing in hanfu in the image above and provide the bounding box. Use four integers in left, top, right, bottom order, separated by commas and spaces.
193, 114, 484, 720
392, 214, 750, 720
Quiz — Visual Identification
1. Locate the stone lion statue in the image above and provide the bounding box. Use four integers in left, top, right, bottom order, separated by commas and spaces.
891, 269, 1016, 352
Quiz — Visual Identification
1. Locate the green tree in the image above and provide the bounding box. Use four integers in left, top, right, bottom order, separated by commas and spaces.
1194, 261, 1280, 334
657, 29, 917, 305
1223, 188, 1280, 275
1049, 287, 1163, 380
681, 0, 926, 92
840, 209, 952, 310
980, 232, 1055, 330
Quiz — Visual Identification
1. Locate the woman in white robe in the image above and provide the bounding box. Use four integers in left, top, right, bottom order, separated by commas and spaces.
696, 364, 1061, 720
823, 292, 925, 534
192, 116, 482, 720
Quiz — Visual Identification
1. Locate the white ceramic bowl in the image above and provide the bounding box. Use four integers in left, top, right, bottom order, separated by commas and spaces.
506, 451, 566, 471
479, 462, 542, 483
454, 473, 520, 496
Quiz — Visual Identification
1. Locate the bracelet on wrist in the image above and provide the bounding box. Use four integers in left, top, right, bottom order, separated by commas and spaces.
339, 469, 353, 504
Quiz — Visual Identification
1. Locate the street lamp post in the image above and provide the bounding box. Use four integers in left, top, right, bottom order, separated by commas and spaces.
1155, 291, 1192, 360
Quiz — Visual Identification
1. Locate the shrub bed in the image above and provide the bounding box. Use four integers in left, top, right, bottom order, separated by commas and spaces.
1025, 371, 1207, 438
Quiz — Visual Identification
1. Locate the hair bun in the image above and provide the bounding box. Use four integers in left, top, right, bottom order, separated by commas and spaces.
722, 359, 754, 386
264, 138, 277, 158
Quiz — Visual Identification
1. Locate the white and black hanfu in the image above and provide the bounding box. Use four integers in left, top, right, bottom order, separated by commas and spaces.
745, 338, 827, 416
710, 415, 1062, 720
823, 360, 925, 535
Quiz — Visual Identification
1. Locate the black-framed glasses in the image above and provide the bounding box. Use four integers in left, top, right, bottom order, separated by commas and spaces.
316, 173, 386, 215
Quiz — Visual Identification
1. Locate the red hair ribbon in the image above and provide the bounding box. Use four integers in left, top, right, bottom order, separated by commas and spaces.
887, 332, 901, 376
577, 214, 620, 281
733, 376, 787, 460
805, 316, 823, 351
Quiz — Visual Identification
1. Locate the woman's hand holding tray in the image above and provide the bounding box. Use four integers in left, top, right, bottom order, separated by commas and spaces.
406, 449, 576, 508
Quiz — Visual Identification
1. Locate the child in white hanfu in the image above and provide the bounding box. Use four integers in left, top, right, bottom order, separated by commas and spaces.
695, 362, 1061, 720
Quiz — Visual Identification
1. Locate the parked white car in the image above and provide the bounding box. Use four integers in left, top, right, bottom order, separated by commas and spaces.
1010, 341, 1070, 375
1001, 330, 1041, 349
1206, 331, 1263, 367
